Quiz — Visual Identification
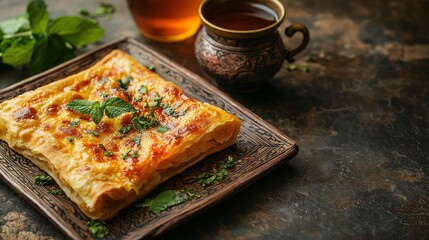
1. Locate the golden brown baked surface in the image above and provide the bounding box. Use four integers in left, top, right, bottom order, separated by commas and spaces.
0, 50, 241, 220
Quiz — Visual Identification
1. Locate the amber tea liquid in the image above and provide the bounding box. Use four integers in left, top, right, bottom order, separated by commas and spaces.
205, 1, 278, 31
128, 0, 203, 42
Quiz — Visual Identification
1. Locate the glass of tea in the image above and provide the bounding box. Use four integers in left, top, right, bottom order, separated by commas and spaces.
127, 0, 203, 42
195, 0, 310, 91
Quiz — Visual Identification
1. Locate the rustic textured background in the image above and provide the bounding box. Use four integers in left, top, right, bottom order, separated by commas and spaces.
1, 0, 428, 239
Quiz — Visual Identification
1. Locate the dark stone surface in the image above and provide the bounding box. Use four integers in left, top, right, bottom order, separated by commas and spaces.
1, 0, 428, 239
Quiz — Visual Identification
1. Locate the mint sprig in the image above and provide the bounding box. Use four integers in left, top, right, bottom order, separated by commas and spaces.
67, 97, 135, 125
0, 0, 106, 74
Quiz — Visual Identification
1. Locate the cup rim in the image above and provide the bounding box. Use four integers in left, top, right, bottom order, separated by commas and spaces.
199, 0, 286, 39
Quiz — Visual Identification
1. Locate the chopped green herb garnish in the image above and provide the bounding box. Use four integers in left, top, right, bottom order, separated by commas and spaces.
287, 64, 298, 71
118, 125, 132, 136
102, 93, 109, 98
220, 155, 235, 169
195, 172, 219, 187
88, 219, 109, 238
156, 126, 170, 133
163, 102, 182, 118
117, 76, 132, 90
132, 151, 139, 158
152, 93, 162, 107
86, 129, 99, 137
305, 55, 317, 63
146, 64, 155, 72
67, 97, 136, 125
122, 149, 132, 159
162, 103, 169, 109
194, 155, 235, 187
132, 115, 159, 132
34, 173, 53, 186
132, 96, 142, 103
300, 64, 309, 72
98, 144, 113, 156
70, 119, 80, 127
133, 136, 141, 147
50, 189, 63, 195
138, 84, 147, 94
180, 108, 187, 116
65, 136, 74, 143
182, 188, 201, 200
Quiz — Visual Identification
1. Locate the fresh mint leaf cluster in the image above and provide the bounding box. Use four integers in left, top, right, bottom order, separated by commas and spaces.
67, 97, 136, 125
0, 0, 105, 75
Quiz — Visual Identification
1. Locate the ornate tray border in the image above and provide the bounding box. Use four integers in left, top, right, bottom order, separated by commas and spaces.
0, 38, 298, 239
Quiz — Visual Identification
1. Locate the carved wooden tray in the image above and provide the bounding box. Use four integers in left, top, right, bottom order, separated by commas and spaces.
0, 38, 298, 239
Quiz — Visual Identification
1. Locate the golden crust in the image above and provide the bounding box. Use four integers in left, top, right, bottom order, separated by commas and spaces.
0, 50, 241, 220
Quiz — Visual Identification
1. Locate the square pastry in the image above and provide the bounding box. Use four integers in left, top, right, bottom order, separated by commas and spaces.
0, 50, 241, 220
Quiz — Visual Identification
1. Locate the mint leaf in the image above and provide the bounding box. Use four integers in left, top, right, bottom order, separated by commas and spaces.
0, 16, 29, 35
118, 76, 131, 90
136, 190, 188, 214
122, 149, 132, 159
88, 220, 109, 238
29, 34, 74, 74
156, 126, 169, 134
70, 119, 80, 127
67, 99, 104, 125
132, 136, 141, 147
47, 16, 104, 47
86, 129, 99, 137
65, 136, 74, 143
102, 97, 136, 118
98, 144, 113, 157
27, 0, 49, 33
118, 125, 132, 135
89, 101, 103, 124
152, 93, 162, 107
67, 99, 96, 114
138, 85, 147, 94
1, 37, 36, 67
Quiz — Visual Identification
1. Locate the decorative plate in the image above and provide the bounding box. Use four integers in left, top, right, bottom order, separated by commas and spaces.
0, 38, 298, 239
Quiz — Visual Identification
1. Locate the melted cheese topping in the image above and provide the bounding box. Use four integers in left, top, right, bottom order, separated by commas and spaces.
0, 50, 241, 219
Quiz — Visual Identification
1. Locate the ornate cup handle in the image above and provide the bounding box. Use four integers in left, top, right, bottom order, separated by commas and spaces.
284, 23, 310, 63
